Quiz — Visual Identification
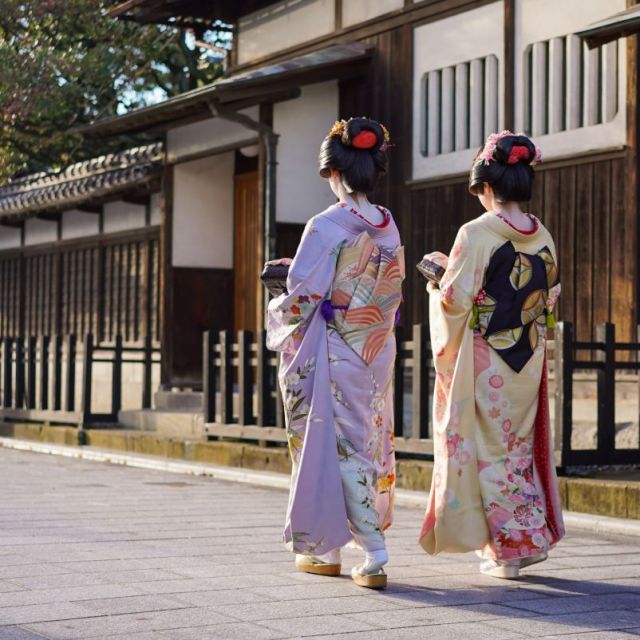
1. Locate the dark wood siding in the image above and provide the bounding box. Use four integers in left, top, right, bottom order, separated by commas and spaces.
338, 18, 637, 344
0, 228, 161, 344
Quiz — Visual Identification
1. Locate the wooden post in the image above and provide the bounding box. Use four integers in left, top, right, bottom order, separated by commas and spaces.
142, 334, 153, 410
596, 322, 616, 457
275, 353, 285, 429
81, 334, 94, 424
256, 331, 272, 426
52, 335, 62, 410
111, 335, 123, 418
202, 330, 216, 423
554, 322, 574, 466
15, 337, 25, 409
26, 336, 36, 410
40, 336, 50, 410
238, 330, 253, 426
394, 327, 404, 438
3, 338, 12, 408
65, 334, 76, 411
411, 324, 429, 440
219, 330, 233, 424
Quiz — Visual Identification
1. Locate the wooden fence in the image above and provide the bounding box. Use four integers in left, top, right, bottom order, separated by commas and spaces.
202, 326, 434, 455
203, 323, 640, 467
0, 334, 160, 426
554, 321, 640, 466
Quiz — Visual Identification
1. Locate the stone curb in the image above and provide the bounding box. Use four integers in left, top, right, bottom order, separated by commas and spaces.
2, 435, 640, 539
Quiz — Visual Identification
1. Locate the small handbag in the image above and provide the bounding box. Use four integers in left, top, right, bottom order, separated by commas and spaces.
260, 259, 291, 296
416, 257, 446, 285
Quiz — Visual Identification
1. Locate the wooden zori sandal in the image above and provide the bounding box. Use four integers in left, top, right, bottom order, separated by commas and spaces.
295, 555, 341, 577
351, 565, 387, 589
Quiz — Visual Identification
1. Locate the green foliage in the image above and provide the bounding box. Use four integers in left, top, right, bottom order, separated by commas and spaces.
0, 0, 228, 182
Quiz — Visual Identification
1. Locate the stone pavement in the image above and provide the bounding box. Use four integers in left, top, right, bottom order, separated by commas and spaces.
0, 448, 640, 640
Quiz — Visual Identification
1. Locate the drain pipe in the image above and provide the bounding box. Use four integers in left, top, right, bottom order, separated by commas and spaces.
207, 99, 279, 263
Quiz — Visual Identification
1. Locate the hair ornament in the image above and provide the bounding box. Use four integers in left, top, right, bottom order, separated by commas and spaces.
352, 130, 378, 149
326, 117, 392, 149
507, 145, 530, 164
328, 119, 347, 139
481, 130, 542, 166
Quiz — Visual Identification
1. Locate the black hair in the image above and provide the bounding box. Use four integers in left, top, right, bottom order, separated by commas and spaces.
469, 133, 537, 203
318, 117, 388, 194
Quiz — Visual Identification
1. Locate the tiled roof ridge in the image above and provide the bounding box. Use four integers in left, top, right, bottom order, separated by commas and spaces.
0, 142, 164, 218
0, 142, 164, 195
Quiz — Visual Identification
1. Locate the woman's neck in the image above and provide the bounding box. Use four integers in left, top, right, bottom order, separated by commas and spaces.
338, 191, 384, 224
490, 201, 532, 229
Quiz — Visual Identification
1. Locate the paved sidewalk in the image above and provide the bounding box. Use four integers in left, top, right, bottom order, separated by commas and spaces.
0, 448, 639, 640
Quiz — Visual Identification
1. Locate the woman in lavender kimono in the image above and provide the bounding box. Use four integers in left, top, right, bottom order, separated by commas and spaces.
266, 118, 404, 589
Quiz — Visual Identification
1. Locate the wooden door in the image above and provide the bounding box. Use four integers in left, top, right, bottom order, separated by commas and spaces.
234, 171, 262, 334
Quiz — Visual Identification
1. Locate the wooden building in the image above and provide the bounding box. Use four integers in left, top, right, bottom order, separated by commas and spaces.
0, 143, 163, 348
7, 0, 637, 396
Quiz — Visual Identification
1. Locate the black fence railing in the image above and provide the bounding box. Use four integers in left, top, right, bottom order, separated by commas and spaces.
0, 334, 160, 426
203, 323, 640, 467
202, 326, 434, 455
554, 321, 640, 466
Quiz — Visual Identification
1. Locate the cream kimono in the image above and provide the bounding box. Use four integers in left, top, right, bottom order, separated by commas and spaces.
267, 203, 404, 555
420, 212, 565, 561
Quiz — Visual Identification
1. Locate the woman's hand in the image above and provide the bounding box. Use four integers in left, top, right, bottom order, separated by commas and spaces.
264, 257, 293, 267
422, 251, 448, 269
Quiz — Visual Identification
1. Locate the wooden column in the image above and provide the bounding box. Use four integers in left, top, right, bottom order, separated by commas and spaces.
159, 161, 174, 388
503, 0, 515, 131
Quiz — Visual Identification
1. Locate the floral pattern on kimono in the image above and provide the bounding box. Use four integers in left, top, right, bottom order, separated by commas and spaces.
419, 212, 565, 561
267, 204, 403, 554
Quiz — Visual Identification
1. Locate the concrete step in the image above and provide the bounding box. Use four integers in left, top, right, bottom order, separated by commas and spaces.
154, 390, 203, 412
118, 409, 204, 438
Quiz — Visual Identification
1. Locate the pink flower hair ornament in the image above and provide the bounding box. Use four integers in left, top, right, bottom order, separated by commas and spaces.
480, 130, 542, 166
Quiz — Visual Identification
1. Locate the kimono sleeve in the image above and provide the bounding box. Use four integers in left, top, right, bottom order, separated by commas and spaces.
428, 226, 482, 371
432, 226, 480, 315
266, 217, 338, 353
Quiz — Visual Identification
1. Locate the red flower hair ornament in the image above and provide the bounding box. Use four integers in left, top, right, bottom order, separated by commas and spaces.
507, 145, 531, 164
480, 130, 542, 166
352, 130, 378, 149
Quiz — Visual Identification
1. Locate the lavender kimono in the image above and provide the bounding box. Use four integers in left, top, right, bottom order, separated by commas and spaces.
267, 203, 404, 555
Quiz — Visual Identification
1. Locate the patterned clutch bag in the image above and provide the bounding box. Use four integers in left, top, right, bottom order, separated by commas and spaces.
416, 258, 446, 284
260, 260, 290, 296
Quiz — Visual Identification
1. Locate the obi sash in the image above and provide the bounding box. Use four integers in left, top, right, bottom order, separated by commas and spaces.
472, 241, 560, 372
327, 231, 404, 365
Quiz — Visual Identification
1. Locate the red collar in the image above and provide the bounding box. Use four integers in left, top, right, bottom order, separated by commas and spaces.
495, 212, 539, 235
338, 202, 390, 228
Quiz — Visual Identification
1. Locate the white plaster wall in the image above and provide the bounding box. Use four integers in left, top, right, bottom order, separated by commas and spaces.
0, 226, 21, 250
273, 81, 338, 224
166, 107, 259, 163
238, 0, 335, 65
103, 201, 146, 234
342, 0, 403, 27
172, 152, 234, 269
412, 2, 504, 180
24, 218, 57, 246
514, 0, 626, 159
61, 209, 99, 239
150, 193, 161, 226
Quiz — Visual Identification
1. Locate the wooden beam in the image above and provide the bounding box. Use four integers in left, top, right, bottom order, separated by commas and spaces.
76, 204, 102, 214
335, 0, 342, 31
120, 195, 150, 206
36, 212, 62, 222
159, 159, 174, 387
0, 219, 24, 229
504, 0, 515, 131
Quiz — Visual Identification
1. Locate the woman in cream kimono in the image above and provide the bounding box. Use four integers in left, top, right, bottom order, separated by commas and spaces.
267, 118, 404, 589
420, 132, 564, 579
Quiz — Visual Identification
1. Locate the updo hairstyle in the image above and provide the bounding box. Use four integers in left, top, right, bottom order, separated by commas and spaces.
318, 117, 389, 195
469, 133, 538, 203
